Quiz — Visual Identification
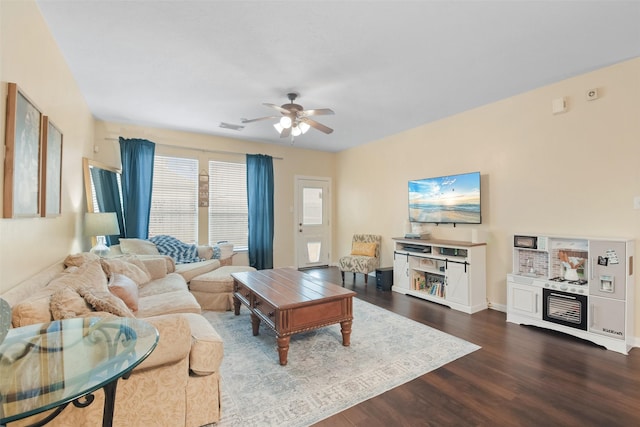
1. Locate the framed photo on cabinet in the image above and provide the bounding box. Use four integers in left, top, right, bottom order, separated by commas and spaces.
3, 83, 42, 218
41, 116, 63, 216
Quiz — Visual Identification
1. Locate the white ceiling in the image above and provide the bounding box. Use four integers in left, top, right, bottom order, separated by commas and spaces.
36, 0, 640, 152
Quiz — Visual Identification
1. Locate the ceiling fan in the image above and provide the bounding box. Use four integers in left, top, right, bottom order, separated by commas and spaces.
242, 93, 334, 138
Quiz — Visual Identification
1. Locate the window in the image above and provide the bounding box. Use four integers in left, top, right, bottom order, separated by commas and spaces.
149, 155, 198, 243
208, 160, 247, 250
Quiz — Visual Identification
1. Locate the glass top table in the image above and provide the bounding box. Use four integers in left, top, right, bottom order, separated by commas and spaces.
0, 317, 158, 427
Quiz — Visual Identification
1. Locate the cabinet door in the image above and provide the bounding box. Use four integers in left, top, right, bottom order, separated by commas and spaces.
590, 296, 625, 340
445, 262, 469, 305
393, 252, 410, 290
507, 281, 542, 319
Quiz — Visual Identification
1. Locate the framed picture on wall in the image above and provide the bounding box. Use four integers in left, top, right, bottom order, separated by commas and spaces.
41, 116, 63, 216
3, 82, 42, 218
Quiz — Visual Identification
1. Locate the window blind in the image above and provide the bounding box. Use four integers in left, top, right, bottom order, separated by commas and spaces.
208, 160, 248, 250
149, 155, 198, 243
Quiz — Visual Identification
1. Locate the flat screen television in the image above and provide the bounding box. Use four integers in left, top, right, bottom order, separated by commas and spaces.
408, 171, 481, 224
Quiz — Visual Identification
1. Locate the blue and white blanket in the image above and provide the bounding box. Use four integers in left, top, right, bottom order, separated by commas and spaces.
149, 235, 203, 264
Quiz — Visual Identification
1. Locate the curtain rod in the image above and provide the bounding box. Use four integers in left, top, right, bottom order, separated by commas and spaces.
104, 137, 284, 160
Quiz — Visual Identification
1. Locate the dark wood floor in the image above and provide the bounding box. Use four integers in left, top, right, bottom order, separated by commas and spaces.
304, 267, 640, 427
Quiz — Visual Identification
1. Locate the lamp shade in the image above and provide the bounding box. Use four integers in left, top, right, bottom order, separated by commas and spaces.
84, 212, 120, 237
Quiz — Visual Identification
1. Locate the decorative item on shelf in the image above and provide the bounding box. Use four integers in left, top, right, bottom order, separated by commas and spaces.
85, 212, 121, 257
198, 170, 209, 207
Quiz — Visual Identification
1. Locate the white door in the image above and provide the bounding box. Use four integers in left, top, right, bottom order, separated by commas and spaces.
295, 177, 331, 269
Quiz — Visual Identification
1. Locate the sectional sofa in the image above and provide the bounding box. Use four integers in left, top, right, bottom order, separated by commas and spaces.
1, 252, 223, 427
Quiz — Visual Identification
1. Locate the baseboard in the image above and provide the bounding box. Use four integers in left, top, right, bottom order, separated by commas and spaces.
488, 302, 506, 312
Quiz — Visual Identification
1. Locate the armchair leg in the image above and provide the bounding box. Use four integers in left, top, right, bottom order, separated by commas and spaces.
364, 274, 368, 285
341, 271, 345, 285
353, 273, 356, 282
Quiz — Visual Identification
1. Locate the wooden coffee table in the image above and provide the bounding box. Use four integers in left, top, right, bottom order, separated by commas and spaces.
231, 268, 356, 365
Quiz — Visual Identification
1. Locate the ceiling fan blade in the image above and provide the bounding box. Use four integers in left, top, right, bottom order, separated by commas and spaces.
263, 103, 290, 114
279, 126, 291, 138
241, 116, 279, 124
300, 108, 334, 117
300, 117, 334, 134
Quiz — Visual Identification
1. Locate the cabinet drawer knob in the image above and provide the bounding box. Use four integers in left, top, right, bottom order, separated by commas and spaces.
268, 311, 274, 317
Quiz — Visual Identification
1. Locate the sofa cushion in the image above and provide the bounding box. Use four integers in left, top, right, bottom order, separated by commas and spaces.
119, 238, 161, 256
175, 259, 221, 283
108, 273, 140, 312
136, 290, 201, 318
136, 256, 172, 280
50, 287, 93, 320
101, 257, 151, 286
181, 313, 224, 376
138, 273, 188, 298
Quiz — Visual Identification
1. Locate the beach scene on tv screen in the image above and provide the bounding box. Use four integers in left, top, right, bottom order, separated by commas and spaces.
409, 173, 481, 223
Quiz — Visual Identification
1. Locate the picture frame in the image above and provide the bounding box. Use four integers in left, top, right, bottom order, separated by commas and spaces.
40, 116, 63, 217
3, 83, 42, 218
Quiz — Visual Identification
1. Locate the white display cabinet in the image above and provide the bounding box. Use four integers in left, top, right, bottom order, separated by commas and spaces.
392, 238, 487, 314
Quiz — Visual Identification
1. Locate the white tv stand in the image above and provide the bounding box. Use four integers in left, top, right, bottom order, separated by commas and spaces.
392, 238, 487, 314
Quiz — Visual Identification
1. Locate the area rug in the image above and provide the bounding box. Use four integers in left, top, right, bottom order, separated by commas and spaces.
202, 298, 480, 427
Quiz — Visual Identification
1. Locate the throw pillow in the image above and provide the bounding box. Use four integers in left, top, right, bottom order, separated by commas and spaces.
50, 287, 93, 320
63, 252, 100, 268
100, 257, 151, 286
119, 238, 160, 255
48, 260, 109, 292
77, 286, 135, 318
11, 260, 107, 327
108, 273, 139, 312
351, 242, 377, 257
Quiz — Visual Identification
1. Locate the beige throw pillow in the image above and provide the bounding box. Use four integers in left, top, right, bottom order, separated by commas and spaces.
12, 260, 107, 327
50, 287, 93, 320
63, 252, 100, 268
119, 238, 160, 255
351, 242, 377, 257
108, 273, 139, 312
78, 286, 134, 318
100, 257, 151, 286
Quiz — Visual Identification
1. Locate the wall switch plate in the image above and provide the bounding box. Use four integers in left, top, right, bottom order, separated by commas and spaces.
552, 97, 567, 114
634, 196, 640, 210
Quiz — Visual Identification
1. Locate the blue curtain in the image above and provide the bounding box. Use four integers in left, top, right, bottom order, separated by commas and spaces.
119, 137, 155, 239
246, 154, 274, 270
90, 167, 124, 245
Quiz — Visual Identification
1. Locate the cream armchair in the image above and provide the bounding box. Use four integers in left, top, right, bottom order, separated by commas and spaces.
338, 234, 381, 285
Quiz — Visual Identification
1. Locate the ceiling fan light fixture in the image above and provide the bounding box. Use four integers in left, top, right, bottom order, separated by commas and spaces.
291, 125, 302, 137
274, 123, 284, 133
298, 122, 310, 134
279, 116, 292, 129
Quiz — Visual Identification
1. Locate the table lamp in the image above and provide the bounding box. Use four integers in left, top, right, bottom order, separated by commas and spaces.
85, 212, 120, 257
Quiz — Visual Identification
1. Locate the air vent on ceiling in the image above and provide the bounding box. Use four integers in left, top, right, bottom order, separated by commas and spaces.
219, 122, 244, 131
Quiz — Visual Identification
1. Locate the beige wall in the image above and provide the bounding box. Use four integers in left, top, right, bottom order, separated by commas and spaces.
0, 0, 94, 291
335, 57, 640, 334
2, 0, 639, 342
91, 121, 336, 269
